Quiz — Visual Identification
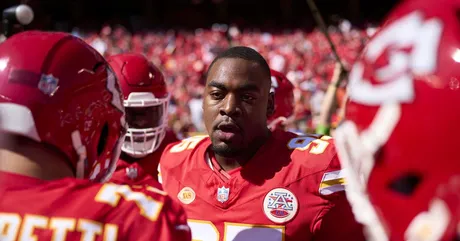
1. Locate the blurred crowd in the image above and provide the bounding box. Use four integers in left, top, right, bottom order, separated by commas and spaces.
78, 22, 377, 136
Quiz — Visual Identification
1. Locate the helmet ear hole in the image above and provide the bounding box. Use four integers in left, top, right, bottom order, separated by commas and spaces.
388, 173, 422, 196
97, 123, 109, 157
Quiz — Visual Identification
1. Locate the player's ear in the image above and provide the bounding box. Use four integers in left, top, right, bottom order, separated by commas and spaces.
267, 92, 275, 117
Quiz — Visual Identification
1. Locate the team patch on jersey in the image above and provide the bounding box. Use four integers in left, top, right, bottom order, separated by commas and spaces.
263, 188, 298, 224
177, 187, 196, 205
319, 170, 346, 195
217, 186, 230, 203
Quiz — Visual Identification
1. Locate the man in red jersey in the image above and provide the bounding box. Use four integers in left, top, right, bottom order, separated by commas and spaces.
159, 46, 364, 241
0, 31, 190, 241
107, 53, 179, 186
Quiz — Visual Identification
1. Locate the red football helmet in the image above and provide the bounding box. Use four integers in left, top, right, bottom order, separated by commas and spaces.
334, 0, 460, 240
0, 31, 126, 182
268, 69, 294, 129
108, 53, 169, 158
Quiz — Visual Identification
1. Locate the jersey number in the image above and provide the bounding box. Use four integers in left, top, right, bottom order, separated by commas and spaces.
95, 183, 163, 221
188, 220, 284, 241
287, 135, 331, 154
170, 135, 207, 153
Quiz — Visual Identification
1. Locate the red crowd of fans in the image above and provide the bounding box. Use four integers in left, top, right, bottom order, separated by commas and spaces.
80, 23, 375, 135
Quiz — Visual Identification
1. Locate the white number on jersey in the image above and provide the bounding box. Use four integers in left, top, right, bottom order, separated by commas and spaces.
95, 183, 163, 221
188, 220, 284, 241
169, 135, 207, 153
287, 135, 331, 154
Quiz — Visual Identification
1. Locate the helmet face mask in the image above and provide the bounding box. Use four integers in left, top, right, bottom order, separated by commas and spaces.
108, 53, 169, 158
122, 92, 170, 158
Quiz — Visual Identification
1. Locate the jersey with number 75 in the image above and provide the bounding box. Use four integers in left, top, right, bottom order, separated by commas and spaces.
159, 129, 365, 241
0, 171, 191, 241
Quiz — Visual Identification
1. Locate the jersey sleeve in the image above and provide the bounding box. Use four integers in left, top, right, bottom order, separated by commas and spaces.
158, 135, 208, 185
312, 191, 366, 241
310, 143, 366, 241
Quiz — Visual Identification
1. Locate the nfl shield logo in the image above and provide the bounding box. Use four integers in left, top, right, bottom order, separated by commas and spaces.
125, 167, 138, 179
217, 186, 230, 203
38, 74, 59, 95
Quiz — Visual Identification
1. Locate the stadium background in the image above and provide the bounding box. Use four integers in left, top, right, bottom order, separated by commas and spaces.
0, 0, 400, 137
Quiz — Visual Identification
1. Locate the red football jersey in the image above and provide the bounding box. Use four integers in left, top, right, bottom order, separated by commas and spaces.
0, 171, 191, 241
110, 129, 179, 186
159, 130, 365, 241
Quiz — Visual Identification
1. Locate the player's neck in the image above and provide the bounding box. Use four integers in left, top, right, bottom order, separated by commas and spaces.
0, 146, 74, 181
119, 152, 142, 164
214, 130, 271, 171
213, 156, 242, 171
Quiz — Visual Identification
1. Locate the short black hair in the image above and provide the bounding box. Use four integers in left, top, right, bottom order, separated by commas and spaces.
207, 46, 271, 79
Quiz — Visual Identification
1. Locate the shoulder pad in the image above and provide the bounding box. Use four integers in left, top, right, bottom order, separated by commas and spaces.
159, 135, 209, 179
167, 135, 208, 153
285, 134, 345, 195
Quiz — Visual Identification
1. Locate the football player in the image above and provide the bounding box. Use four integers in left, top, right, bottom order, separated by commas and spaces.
159, 46, 365, 241
0, 31, 191, 241
267, 69, 295, 131
107, 53, 179, 186
334, 0, 460, 240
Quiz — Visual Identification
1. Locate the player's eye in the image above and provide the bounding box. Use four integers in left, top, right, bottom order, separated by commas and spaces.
241, 94, 255, 102
210, 92, 225, 100
388, 173, 422, 196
